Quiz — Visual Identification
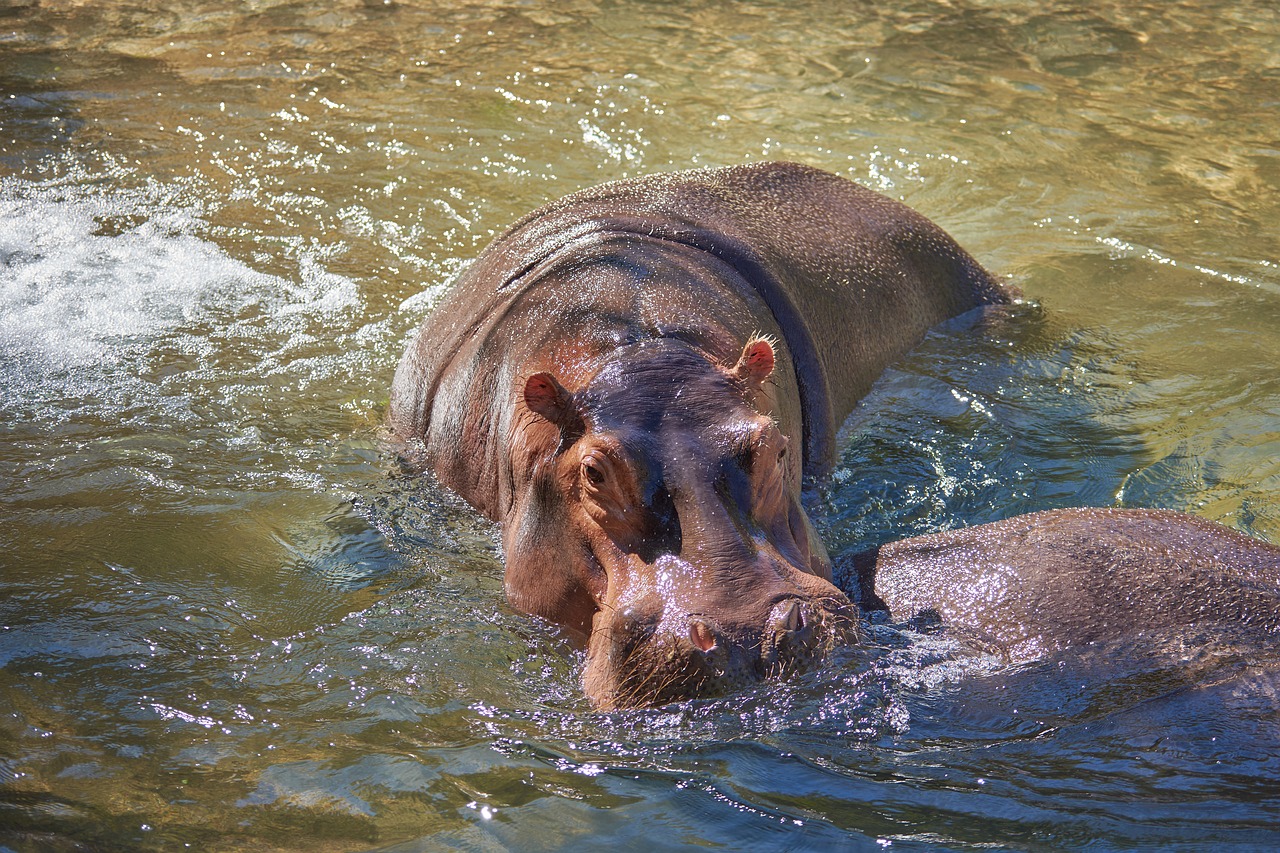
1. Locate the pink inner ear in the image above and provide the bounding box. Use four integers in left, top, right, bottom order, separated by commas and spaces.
740, 338, 775, 383
524, 372, 568, 424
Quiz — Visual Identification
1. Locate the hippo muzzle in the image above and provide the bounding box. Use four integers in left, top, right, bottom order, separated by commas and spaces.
583, 554, 858, 709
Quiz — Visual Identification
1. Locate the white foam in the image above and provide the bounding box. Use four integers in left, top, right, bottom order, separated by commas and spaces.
0, 185, 271, 368
0, 177, 363, 361
0, 176, 361, 422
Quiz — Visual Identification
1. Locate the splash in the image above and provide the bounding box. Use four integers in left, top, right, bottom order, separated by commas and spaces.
0, 174, 359, 424
1, 185, 251, 367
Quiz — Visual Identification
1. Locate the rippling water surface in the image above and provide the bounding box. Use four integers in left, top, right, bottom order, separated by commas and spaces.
2, 1, 1279, 850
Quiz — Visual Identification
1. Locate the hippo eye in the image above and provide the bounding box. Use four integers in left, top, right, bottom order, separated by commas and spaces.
770, 436, 790, 469
583, 461, 606, 486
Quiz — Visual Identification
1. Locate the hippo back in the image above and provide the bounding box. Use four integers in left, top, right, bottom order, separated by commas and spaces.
852, 507, 1280, 659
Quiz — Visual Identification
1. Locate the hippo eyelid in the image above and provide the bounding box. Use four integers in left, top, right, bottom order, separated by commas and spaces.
725, 424, 767, 470
579, 438, 644, 501
580, 434, 623, 466
580, 449, 613, 488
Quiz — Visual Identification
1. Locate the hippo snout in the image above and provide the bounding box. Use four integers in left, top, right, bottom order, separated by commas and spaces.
583, 593, 857, 710
759, 599, 823, 672
680, 599, 829, 679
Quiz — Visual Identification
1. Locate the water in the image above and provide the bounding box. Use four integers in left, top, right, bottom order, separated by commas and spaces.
2, 0, 1278, 849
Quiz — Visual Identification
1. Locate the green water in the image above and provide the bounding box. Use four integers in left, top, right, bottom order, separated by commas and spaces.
2, 1, 1279, 850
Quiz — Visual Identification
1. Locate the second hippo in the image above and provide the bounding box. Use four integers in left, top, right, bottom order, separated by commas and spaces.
849, 507, 1280, 660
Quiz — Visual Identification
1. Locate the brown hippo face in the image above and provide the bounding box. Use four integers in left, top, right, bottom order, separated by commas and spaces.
507, 337, 857, 710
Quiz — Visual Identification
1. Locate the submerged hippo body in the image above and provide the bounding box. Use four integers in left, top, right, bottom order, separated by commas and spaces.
851, 507, 1280, 659
390, 161, 1010, 708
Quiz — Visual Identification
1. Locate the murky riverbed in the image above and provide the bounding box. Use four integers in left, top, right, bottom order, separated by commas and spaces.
2, 1, 1279, 849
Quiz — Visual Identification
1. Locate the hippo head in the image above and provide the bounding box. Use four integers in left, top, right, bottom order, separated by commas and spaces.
504, 336, 856, 709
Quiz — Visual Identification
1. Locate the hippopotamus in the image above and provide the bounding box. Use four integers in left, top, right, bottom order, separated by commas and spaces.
389, 161, 1011, 708
849, 507, 1280, 660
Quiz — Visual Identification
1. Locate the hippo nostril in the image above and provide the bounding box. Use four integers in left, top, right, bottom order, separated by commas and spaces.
689, 619, 717, 653
773, 599, 802, 634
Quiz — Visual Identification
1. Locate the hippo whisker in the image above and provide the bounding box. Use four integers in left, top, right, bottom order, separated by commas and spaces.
610, 642, 709, 710
618, 668, 692, 711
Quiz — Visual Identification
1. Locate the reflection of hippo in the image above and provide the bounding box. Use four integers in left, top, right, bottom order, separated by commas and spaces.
390, 161, 1010, 708
850, 508, 1280, 659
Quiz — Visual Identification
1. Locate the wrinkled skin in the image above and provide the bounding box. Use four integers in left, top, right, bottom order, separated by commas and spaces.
850, 508, 1280, 660
389, 162, 1010, 708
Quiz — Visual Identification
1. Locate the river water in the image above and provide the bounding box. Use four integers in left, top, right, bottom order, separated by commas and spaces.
2, 1, 1278, 850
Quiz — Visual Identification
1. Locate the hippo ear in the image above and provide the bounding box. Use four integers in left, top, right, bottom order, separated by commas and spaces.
523, 371, 579, 430
733, 336, 776, 387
